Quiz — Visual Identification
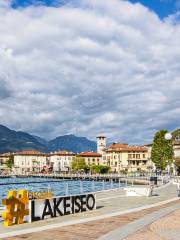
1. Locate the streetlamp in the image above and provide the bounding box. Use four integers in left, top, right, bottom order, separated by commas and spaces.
165, 132, 173, 176
165, 133, 172, 141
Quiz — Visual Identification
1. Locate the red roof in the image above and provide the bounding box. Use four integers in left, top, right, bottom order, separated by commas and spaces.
50, 151, 75, 156
78, 152, 102, 157
0, 152, 12, 157
107, 143, 147, 152
144, 143, 152, 147
14, 150, 45, 156
108, 143, 128, 149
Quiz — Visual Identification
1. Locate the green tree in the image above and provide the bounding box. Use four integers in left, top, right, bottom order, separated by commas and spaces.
151, 130, 174, 170
71, 156, 87, 171
6, 154, 14, 169
90, 165, 110, 174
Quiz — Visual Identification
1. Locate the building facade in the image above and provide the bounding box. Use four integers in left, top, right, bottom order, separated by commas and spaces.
78, 152, 102, 166
102, 143, 150, 173
173, 141, 180, 158
14, 150, 48, 174
49, 151, 76, 172
0, 153, 11, 172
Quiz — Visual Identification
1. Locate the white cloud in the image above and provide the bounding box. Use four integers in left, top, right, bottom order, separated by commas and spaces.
0, 0, 180, 144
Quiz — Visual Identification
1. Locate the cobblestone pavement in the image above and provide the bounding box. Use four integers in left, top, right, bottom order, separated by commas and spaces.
2, 200, 180, 240
0, 183, 179, 239
127, 209, 180, 240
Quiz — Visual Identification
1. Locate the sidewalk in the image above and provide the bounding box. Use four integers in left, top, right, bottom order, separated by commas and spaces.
0, 183, 179, 239
2, 199, 180, 240
99, 201, 180, 240
127, 208, 180, 240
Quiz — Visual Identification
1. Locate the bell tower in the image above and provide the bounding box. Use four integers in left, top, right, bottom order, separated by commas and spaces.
96, 136, 106, 154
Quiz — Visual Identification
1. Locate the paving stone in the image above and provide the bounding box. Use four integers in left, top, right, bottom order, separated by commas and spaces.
3, 200, 180, 240
127, 209, 180, 240
1, 184, 179, 239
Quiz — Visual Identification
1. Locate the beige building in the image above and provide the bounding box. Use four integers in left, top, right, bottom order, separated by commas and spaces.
14, 150, 48, 174
78, 152, 102, 166
96, 136, 152, 173
102, 143, 150, 173
173, 141, 180, 158
0, 153, 11, 172
0, 153, 11, 165
49, 151, 76, 172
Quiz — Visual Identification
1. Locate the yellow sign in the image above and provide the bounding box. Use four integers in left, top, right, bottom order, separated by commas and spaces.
29, 191, 54, 200
2, 190, 29, 227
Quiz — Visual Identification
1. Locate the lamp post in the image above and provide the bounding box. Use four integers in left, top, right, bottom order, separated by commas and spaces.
165, 132, 173, 176
164, 133, 172, 141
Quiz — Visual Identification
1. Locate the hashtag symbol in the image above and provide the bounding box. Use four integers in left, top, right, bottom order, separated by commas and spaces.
2, 190, 29, 227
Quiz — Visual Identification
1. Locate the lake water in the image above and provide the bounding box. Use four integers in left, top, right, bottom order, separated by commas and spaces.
0, 177, 123, 204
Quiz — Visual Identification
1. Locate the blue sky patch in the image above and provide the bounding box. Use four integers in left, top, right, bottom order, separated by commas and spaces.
11, 0, 180, 19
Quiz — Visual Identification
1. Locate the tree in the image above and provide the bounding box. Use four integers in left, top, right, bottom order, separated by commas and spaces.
71, 156, 87, 171
6, 154, 14, 169
90, 165, 110, 174
151, 130, 174, 170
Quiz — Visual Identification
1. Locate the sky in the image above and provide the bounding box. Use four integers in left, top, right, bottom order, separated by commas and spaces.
0, 0, 180, 144
10, 0, 180, 18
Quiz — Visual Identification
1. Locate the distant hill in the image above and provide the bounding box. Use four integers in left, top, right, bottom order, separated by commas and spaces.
0, 125, 46, 153
33, 135, 48, 146
48, 134, 97, 153
0, 125, 97, 153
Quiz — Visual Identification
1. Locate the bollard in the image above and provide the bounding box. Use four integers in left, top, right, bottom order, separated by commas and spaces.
119, 179, 121, 188
92, 180, 95, 192
102, 180, 105, 191
111, 179, 113, 189
177, 183, 180, 197
65, 183, 69, 195
80, 181, 83, 194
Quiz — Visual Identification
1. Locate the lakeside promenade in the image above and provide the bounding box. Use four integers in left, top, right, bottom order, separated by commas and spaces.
0, 173, 152, 185
0, 182, 179, 239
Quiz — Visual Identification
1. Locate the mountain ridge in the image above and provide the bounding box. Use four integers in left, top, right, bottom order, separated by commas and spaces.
0, 125, 97, 153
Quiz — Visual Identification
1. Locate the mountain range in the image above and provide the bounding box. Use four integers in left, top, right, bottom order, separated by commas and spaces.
0, 125, 97, 154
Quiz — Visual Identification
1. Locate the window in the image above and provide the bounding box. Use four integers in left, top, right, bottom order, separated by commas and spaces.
136, 154, 140, 159
143, 154, 146, 158
133, 154, 136, 158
